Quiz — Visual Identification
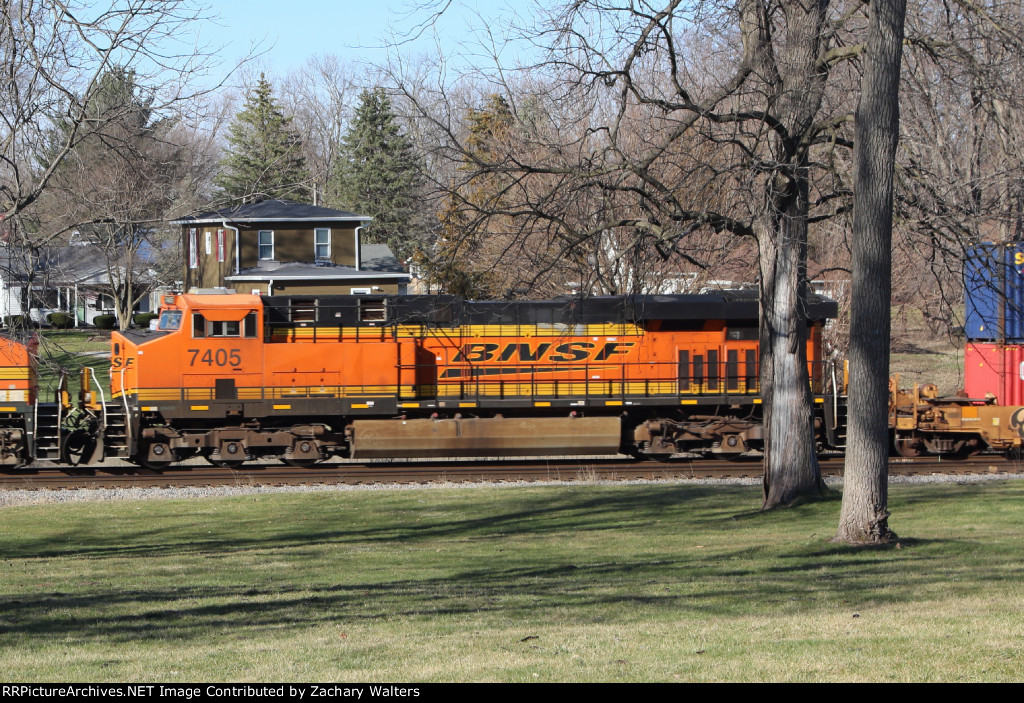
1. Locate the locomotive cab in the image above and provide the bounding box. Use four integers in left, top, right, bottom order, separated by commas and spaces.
112, 293, 272, 467
113, 293, 265, 411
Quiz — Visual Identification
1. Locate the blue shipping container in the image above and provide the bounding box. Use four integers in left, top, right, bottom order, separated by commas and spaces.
964, 243, 1024, 342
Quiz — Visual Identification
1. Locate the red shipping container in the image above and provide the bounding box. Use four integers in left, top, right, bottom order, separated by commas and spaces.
964, 342, 1024, 405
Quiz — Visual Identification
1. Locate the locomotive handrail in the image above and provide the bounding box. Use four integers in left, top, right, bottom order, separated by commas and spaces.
120, 366, 131, 445
87, 367, 108, 437
38, 378, 45, 458
830, 361, 839, 430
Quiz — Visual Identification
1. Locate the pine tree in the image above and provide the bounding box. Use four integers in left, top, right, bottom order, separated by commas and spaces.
330, 88, 424, 259
217, 74, 311, 203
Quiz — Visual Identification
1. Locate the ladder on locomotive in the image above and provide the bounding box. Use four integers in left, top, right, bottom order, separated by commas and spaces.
102, 403, 129, 459
823, 360, 849, 451
34, 402, 61, 461
40, 368, 130, 464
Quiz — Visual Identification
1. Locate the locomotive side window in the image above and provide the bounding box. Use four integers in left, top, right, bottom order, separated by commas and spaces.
158, 310, 182, 330
211, 320, 240, 337
192, 311, 258, 338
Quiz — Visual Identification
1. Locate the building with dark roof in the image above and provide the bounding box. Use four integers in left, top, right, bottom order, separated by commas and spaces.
170, 199, 411, 296
0, 239, 162, 326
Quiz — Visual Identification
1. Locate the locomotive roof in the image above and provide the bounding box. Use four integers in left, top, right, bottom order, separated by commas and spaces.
260, 291, 838, 325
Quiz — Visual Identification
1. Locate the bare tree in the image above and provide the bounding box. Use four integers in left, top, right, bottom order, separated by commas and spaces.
893, 0, 1024, 339
25, 67, 219, 329
280, 55, 361, 205
0, 0, 228, 222
382, 1, 1024, 515
390, 0, 848, 506
837, 0, 906, 544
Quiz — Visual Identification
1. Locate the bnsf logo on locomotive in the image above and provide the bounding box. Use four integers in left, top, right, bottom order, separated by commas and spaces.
452, 341, 636, 364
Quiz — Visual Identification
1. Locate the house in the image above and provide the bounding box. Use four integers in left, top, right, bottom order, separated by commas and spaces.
171, 199, 411, 296
0, 239, 160, 326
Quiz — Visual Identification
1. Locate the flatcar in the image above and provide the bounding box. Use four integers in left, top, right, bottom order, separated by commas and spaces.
106, 290, 838, 468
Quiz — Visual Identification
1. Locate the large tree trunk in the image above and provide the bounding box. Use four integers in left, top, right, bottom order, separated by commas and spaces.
836, 0, 906, 542
755, 0, 831, 508
760, 174, 827, 508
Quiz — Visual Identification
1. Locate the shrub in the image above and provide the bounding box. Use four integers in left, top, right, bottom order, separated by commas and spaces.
3, 315, 32, 329
46, 312, 74, 329
92, 315, 117, 330
133, 312, 158, 328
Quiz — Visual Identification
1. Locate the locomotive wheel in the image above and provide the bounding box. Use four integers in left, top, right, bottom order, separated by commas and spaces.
136, 441, 173, 470
281, 456, 320, 468
203, 443, 249, 468
136, 453, 172, 471
138, 456, 172, 470
281, 439, 323, 468
893, 433, 923, 458
204, 455, 246, 469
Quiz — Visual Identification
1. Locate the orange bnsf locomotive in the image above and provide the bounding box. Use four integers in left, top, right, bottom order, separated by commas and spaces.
106, 290, 838, 469
0, 335, 37, 465
4, 289, 1024, 470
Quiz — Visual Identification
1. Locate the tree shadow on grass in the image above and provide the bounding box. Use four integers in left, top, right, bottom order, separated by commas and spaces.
2, 484, 750, 560
1, 481, 1020, 648
0, 532, 1013, 648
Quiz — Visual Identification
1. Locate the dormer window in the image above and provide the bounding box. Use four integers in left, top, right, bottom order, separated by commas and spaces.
314, 228, 330, 259
258, 230, 274, 260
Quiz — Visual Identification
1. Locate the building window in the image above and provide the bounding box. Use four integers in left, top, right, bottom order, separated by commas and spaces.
258, 230, 274, 260
205, 230, 212, 255
217, 229, 226, 262
314, 228, 330, 259
189, 228, 198, 269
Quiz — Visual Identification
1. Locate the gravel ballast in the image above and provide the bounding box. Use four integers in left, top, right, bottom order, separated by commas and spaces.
1, 472, 1022, 507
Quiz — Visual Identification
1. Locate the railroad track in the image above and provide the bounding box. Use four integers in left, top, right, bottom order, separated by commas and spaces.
1, 455, 1021, 491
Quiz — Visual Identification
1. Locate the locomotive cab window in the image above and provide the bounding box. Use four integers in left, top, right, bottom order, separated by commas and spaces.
212, 320, 241, 337
192, 311, 259, 338
158, 310, 182, 330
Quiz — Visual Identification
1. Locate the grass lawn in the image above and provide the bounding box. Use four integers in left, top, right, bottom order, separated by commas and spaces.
1, 479, 1022, 682
34, 330, 112, 400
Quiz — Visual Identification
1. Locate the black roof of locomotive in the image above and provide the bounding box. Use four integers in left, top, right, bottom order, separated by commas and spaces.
262, 291, 837, 327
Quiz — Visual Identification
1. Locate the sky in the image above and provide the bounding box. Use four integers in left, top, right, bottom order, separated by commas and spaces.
206, 0, 535, 79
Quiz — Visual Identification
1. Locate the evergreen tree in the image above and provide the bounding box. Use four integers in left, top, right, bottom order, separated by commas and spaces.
217, 74, 311, 202
331, 88, 424, 259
